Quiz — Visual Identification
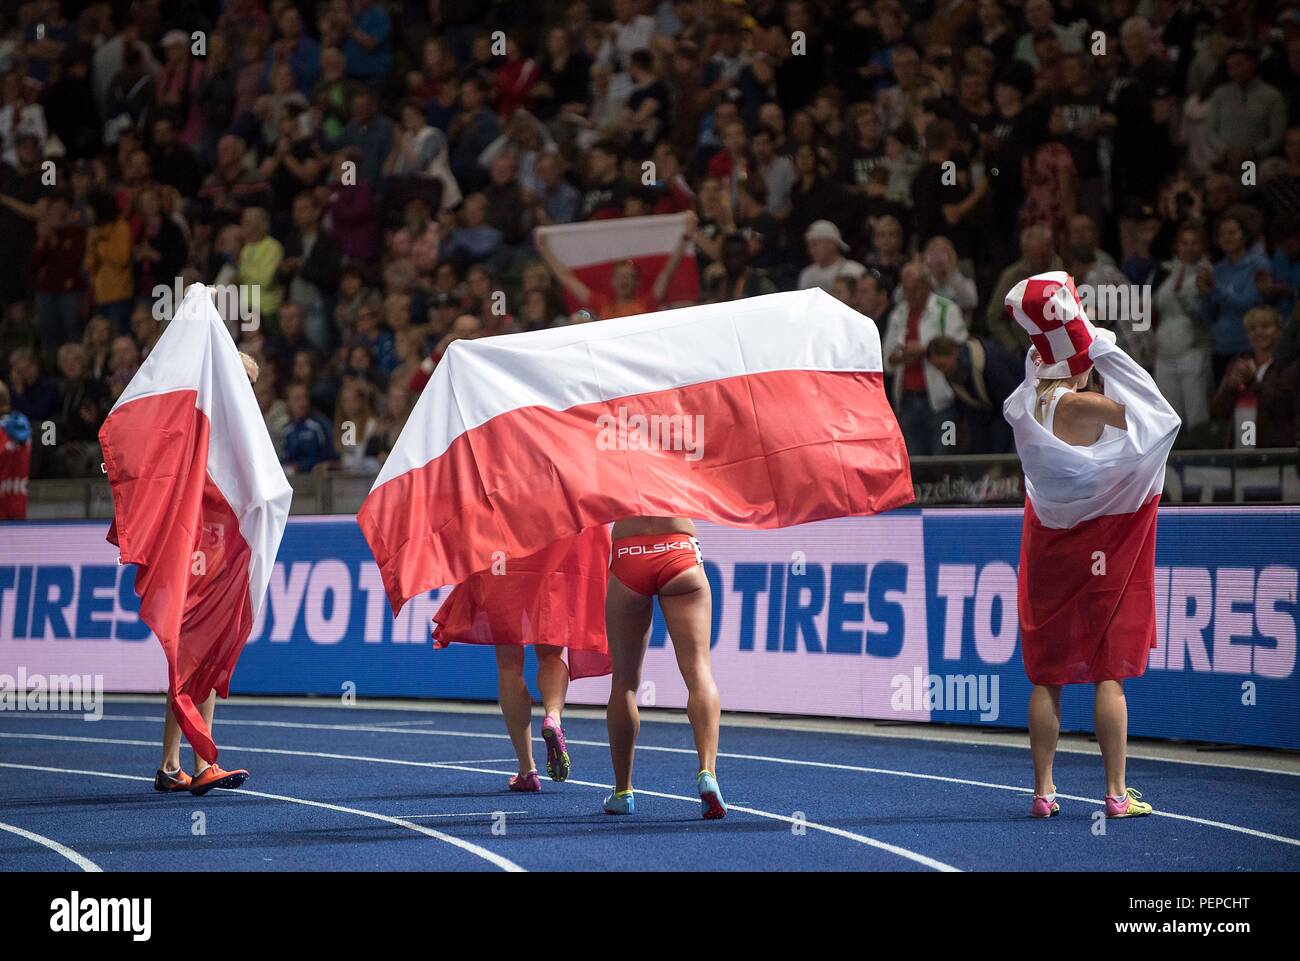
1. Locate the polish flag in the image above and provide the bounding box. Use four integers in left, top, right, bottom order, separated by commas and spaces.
535, 213, 699, 311
359, 287, 913, 612
1003, 286, 1181, 686
99, 284, 292, 762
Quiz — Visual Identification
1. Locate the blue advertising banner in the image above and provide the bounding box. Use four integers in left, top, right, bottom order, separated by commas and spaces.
2, 508, 1297, 748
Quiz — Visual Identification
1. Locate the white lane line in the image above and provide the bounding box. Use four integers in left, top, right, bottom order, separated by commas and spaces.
8, 717, 1298, 850
0, 820, 102, 872
10, 710, 1299, 779
396, 811, 527, 819
0, 758, 523, 873
0, 732, 959, 872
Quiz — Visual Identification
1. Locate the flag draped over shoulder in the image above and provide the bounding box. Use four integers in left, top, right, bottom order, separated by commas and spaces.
358, 287, 913, 614
99, 284, 292, 762
1004, 333, 1181, 685
535, 213, 699, 309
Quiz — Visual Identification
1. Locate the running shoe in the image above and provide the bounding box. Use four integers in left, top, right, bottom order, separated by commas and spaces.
541, 716, 570, 782
188, 764, 249, 796
697, 770, 727, 820
603, 789, 635, 815
1030, 793, 1060, 818
153, 767, 192, 793
509, 770, 541, 792
1105, 787, 1153, 818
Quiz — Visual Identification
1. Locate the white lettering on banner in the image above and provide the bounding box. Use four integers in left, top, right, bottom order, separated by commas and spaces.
1213, 568, 1256, 675
1255, 567, 1298, 679
266, 562, 310, 642
973, 562, 1017, 664
358, 563, 388, 644
1164, 567, 1214, 672
936, 564, 976, 660
304, 559, 350, 645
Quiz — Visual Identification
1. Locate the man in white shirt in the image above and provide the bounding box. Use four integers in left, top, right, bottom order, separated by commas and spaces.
797, 220, 867, 292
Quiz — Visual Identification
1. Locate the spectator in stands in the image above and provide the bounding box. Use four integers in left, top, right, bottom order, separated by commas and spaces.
332, 378, 379, 472
1208, 45, 1288, 170
1150, 224, 1215, 434
54, 343, 107, 477
919, 236, 977, 316
1210, 307, 1298, 449
281, 381, 339, 475
7, 346, 60, 426
280, 190, 341, 352
1199, 211, 1272, 382
535, 212, 696, 318
987, 224, 1062, 355
926, 333, 1020, 453
32, 194, 87, 350
343, 0, 394, 86
105, 335, 140, 401
705, 233, 778, 303
238, 206, 285, 321
798, 220, 867, 293
882, 262, 967, 455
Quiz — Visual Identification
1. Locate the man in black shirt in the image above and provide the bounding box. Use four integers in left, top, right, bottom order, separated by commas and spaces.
578, 140, 627, 220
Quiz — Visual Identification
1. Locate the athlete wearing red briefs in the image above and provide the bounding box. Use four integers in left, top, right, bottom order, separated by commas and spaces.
603, 515, 725, 819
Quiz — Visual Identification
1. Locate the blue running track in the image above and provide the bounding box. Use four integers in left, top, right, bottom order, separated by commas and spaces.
2, 701, 1298, 872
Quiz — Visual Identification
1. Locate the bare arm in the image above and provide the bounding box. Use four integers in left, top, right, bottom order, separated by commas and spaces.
532, 227, 590, 303
653, 212, 696, 304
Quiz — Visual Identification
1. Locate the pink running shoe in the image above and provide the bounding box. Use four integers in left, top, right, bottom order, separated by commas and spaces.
1030, 794, 1060, 818
541, 716, 570, 782
508, 771, 541, 792
1105, 788, 1153, 818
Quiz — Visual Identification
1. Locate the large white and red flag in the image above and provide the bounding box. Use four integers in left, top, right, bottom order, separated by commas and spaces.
1003, 273, 1181, 685
535, 212, 699, 310
99, 283, 292, 762
359, 287, 913, 613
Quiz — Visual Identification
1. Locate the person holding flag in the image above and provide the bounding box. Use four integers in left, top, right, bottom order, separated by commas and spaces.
1002, 272, 1180, 820
99, 284, 292, 796
358, 287, 914, 817
431, 528, 613, 791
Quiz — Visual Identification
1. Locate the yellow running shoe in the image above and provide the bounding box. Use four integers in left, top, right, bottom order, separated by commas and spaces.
1105, 787, 1153, 818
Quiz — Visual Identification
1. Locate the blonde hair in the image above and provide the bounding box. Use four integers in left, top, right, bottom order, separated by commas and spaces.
1033, 375, 1081, 426
239, 351, 259, 384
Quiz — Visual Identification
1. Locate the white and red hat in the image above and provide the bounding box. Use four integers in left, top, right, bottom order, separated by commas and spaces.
1004, 271, 1115, 380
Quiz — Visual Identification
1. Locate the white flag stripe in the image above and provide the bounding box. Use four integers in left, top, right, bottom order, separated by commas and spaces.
112, 283, 291, 621
372, 287, 884, 491
535, 213, 692, 266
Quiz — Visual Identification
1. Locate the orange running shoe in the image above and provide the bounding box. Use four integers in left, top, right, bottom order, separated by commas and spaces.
188, 764, 250, 796
153, 767, 192, 793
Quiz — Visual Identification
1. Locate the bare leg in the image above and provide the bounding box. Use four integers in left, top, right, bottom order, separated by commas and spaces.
1094, 680, 1128, 797
658, 566, 719, 777
193, 691, 217, 774
1028, 684, 1061, 796
495, 645, 536, 776
605, 574, 652, 793
161, 691, 182, 772
535, 644, 568, 726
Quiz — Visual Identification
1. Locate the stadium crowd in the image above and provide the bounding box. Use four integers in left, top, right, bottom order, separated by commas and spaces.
0, 0, 1298, 500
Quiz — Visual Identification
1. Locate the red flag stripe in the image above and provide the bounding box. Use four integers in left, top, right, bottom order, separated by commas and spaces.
359, 368, 912, 612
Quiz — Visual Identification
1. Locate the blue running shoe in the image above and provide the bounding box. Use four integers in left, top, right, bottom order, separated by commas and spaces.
698, 771, 727, 819
603, 789, 635, 815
